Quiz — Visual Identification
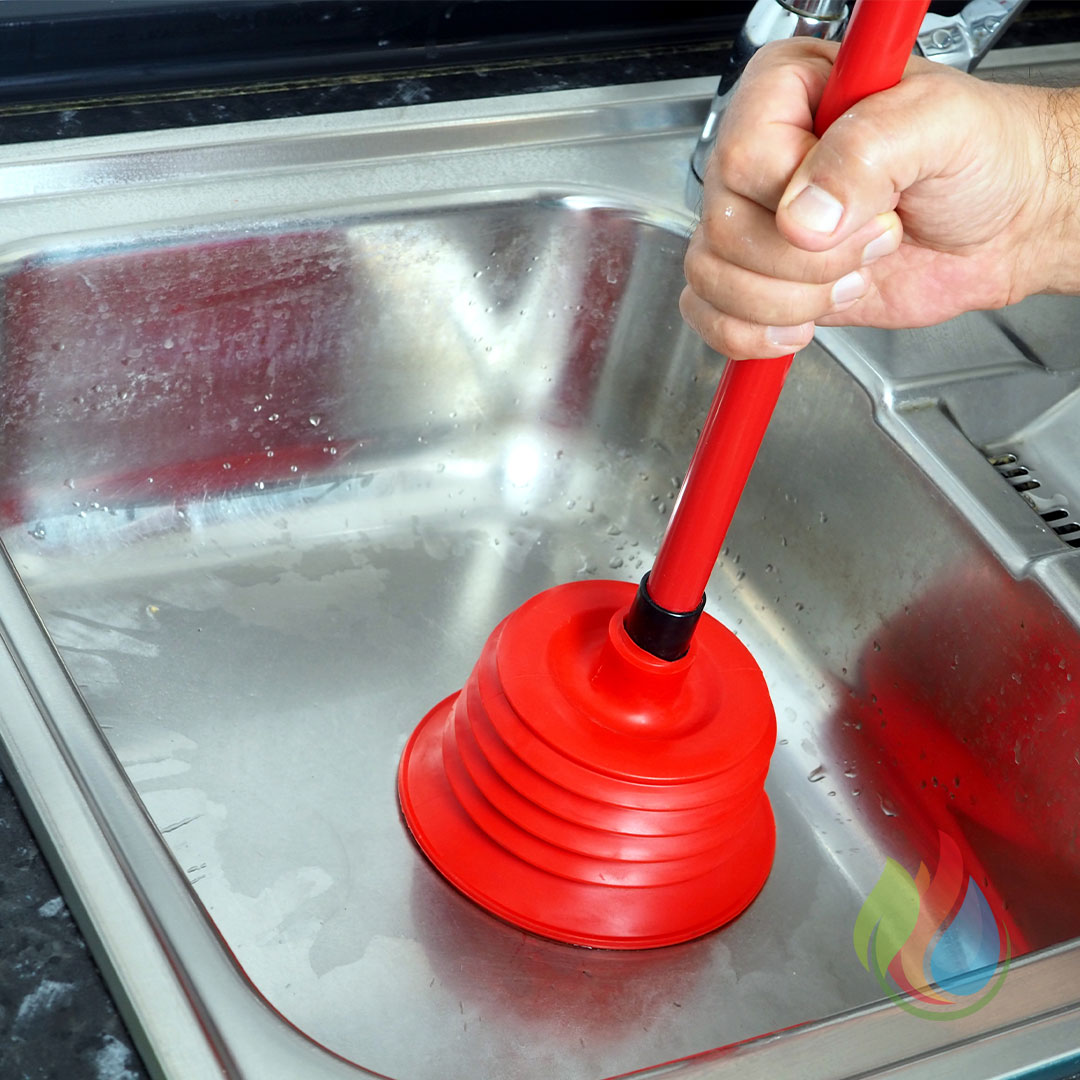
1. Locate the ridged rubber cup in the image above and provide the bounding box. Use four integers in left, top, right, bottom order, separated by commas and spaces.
398, 578, 776, 949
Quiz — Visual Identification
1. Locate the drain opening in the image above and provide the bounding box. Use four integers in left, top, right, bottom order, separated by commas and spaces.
988, 451, 1080, 548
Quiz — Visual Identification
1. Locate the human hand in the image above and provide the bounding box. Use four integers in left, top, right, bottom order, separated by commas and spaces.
680, 37, 1072, 360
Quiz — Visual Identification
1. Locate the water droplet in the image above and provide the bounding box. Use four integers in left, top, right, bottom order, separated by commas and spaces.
607, 524, 621, 536
222, 462, 231, 470
268, 413, 280, 422
819, 512, 828, 524
309, 416, 322, 427
63, 478, 75, 489
289, 464, 298, 473
878, 793, 899, 817
609, 556, 624, 569
807, 765, 826, 783
843, 766, 857, 778
253, 404, 262, 413
29, 523, 46, 540
254, 481, 265, 490
329, 447, 337, 455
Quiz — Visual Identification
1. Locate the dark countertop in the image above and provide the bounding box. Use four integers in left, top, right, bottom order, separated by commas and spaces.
0, 38, 733, 146
0, 769, 146, 1079
3, 3, 1080, 1078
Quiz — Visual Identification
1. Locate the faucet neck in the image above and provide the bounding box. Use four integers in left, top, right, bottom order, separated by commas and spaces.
688, 0, 848, 195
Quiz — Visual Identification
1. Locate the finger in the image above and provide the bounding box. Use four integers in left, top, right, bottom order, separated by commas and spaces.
679, 286, 815, 361
697, 192, 903, 284
776, 61, 966, 252
684, 232, 875, 329
709, 38, 838, 210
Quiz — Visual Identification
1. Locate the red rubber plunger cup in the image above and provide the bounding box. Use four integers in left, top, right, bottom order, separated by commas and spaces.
398, 0, 929, 949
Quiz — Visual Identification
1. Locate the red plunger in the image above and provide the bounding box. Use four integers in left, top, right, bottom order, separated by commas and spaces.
399, 0, 929, 949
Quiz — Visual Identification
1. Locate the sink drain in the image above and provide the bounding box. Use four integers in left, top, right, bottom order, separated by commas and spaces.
989, 452, 1080, 548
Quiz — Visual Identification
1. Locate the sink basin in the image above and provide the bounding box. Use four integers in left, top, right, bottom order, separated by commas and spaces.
1, 52, 1079, 1080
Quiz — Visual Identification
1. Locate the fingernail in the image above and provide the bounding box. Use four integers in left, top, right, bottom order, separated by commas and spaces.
767, 324, 812, 348
862, 228, 899, 265
786, 184, 844, 235
831, 269, 868, 307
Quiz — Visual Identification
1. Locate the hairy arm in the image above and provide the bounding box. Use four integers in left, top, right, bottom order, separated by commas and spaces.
680, 38, 1080, 360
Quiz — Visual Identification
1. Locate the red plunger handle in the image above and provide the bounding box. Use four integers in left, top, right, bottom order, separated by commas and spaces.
646, 0, 929, 616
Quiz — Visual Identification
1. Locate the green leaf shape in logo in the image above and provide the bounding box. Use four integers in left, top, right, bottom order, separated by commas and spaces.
854, 855, 1012, 1020
853, 858, 921, 977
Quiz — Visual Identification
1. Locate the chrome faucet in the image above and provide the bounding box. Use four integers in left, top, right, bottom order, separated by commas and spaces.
688, 0, 1028, 206
687, 0, 847, 199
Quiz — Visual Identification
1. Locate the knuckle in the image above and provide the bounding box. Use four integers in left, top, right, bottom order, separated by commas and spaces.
826, 110, 891, 172
711, 137, 758, 195
680, 289, 729, 355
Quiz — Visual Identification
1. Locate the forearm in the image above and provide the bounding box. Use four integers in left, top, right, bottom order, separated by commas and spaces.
1032, 85, 1080, 296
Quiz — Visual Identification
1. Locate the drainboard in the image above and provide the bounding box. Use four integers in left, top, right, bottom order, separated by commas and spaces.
0, 68, 1078, 1080
988, 452, 1080, 548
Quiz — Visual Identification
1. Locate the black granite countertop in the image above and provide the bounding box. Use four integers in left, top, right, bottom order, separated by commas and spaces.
0, 769, 146, 1079
3, 3, 1080, 1078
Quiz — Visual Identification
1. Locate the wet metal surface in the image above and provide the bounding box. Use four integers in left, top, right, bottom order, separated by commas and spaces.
0, 70, 1078, 1080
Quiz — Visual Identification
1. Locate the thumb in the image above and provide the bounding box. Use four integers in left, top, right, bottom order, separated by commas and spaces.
774, 66, 959, 252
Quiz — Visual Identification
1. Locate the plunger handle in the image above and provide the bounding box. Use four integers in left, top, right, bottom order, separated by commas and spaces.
626, 0, 930, 660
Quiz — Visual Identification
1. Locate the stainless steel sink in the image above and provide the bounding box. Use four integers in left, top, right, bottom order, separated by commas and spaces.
1, 48, 1079, 1080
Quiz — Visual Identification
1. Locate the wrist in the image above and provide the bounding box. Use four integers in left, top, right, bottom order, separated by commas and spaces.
1025, 85, 1080, 296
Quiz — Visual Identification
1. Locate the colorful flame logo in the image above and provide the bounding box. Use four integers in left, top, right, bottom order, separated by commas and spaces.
853, 832, 1010, 1019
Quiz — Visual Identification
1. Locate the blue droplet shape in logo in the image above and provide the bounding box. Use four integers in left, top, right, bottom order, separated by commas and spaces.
928, 877, 1001, 997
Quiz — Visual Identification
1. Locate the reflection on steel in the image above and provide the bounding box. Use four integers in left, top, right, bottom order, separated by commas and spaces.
0, 55, 1079, 1080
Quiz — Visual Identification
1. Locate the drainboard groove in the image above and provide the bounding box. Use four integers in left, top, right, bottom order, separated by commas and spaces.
989, 451, 1080, 548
